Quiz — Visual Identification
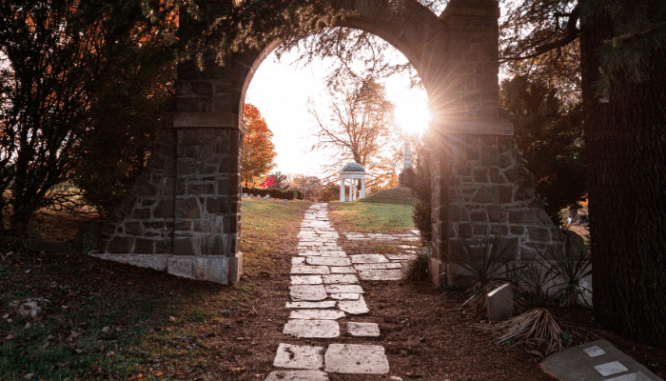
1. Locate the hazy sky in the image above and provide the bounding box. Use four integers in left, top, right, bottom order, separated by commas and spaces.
245, 41, 430, 179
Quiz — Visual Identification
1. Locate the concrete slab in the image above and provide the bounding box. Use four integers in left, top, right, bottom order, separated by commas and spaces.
385, 254, 417, 261
325, 284, 364, 294
348, 322, 380, 338
540, 340, 664, 381
324, 344, 389, 374
329, 293, 361, 300
292, 257, 306, 265
330, 266, 356, 274
306, 257, 351, 266
291, 265, 330, 275
286, 301, 337, 309
358, 269, 403, 281
338, 295, 369, 315
273, 343, 324, 370
290, 285, 328, 301
265, 370, 329, 381
354, 263, 402, 271
289, 309, 346, 320
290, 275, 323, 285
283, 319, 340, 339
317, 251, 347, 258
350, 254, 389, 264
322, 274, 359, 284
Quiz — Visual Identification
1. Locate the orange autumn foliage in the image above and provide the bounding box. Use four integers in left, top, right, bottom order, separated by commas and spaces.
242, 104, 277, 187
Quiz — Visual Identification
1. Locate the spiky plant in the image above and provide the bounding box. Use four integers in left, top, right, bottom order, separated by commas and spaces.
474, 307, 567, 356
404, 245, 432, 283
536, 236, 592, 308
443, 235, 528, 313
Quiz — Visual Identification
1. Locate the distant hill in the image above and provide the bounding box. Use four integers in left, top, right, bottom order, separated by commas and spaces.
359, 185, 417, 206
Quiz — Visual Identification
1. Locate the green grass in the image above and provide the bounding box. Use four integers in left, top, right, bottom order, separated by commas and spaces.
329, 201, 416, 233
0, 197, 313, 381
240, 198, 313, 276
359, 186, 417, 206
241, 198, 312, 236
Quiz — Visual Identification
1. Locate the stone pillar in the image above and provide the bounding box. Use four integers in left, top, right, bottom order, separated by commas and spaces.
340, 178, 345, 202
85, 1, 243, 285
351, 179, 356, 201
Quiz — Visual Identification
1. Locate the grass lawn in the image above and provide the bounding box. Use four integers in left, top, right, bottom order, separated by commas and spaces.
328, 200, 416, 233
0, 198, 311, 381
359, 185, 417, 206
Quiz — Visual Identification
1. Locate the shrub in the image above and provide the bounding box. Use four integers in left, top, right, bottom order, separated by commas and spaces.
409, 140, 432, 244
404, 246, 432, 283
241, 187, 303, 200
443, 235, 528, 314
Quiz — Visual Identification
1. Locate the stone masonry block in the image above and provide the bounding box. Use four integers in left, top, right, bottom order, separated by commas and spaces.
504, 167, 526, 183
509, 210, 535, 224
510, 226, 525, 235
472, 186, 499, 204
174, 238, 197, 256
480, 148, 499, 166
458, 223, 472, 238
470, 209, 488, 222
473, 224, 488, 235
473, 168, 488, 182
528, 227, 551, 242
153, 200, 175, 219
218, 178, 230, 194
187, 183, 215, 195
132, 208, 151, 220
206, 197, 228, 214
107, 236, 134, 254
499, 185, 513, 203
514, 184, 535, 202
487, 205, 500, 222
125, 222, 142, 236
134, 238, 155, 254
176, 198, 199, 219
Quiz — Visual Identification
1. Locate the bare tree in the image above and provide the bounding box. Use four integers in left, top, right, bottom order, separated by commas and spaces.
308, 71, 402, 189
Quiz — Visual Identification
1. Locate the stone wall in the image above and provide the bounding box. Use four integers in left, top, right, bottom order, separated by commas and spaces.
83, 1, 243, 285
429, 134, 592, 306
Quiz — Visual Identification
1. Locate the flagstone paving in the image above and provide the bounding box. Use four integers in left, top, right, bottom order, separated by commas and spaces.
265, 203, 419, 380
264, 203, 666, 381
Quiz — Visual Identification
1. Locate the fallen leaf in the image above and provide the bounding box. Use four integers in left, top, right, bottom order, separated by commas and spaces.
154, 371, 164, 376
169, 316, 176, 322
5, 334, 14, 340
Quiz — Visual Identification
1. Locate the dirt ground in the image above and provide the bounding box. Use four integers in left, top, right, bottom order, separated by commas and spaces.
2, 206, 665, 381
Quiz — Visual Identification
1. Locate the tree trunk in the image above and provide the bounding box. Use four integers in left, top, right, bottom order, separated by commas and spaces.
580, 2, 666, 349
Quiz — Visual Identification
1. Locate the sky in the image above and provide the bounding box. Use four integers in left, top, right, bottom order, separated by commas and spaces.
244, 40, 431, 180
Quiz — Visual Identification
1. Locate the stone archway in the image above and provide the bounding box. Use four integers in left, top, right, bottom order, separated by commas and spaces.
85, 0, 577, 296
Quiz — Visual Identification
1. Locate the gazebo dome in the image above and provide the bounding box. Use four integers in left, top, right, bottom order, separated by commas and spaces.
341, 162, 366, 173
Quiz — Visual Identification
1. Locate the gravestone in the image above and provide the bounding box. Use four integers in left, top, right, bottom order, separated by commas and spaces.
486, 283, 513, 321
284, 199, 288, 205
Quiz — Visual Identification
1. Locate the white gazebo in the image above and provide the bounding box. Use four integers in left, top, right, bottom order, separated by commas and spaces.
340, 162, 366, 202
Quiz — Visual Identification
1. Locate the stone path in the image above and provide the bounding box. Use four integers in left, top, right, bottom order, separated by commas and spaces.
265, 203, 417, 380
343, 231, 420, 241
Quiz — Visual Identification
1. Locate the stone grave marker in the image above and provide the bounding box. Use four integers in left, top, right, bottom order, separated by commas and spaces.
486, 283, 513, 321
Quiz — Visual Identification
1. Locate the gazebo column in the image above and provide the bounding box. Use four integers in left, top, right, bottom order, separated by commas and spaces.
361, 178, 366, 199
340, 178, 345, 202
352, 178, 357, 201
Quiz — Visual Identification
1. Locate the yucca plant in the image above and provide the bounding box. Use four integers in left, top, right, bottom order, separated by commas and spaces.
442, 235, 528, 313
474, 307, 567, 356
404, 245, 432, 283
511, 261, 554, 304
534, 236, 593, 308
